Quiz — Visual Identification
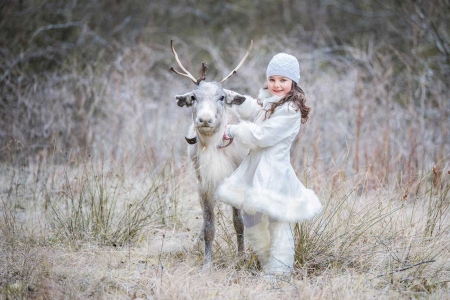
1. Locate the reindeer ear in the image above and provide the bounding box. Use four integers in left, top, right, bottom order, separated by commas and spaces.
230, 95, 246, 106
224, 89, 246, 106
175, 92, 196, 107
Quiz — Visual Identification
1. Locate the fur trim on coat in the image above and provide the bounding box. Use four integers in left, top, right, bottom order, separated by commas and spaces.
216, 176, 322, 223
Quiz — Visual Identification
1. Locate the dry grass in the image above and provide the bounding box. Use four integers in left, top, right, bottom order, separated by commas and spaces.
1, 151, 449, 299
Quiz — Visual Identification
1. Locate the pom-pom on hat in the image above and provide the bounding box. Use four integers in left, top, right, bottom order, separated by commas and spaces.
266, 53, 300, 83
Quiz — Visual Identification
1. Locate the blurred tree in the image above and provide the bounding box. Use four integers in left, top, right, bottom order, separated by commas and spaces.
0, 0, 448, 161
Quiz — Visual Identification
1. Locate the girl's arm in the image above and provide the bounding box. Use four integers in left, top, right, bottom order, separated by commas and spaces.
225, 90, 261, 121
227, 103, 300, 149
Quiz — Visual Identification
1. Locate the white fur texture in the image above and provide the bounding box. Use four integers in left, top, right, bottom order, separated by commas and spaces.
215, 177, 246, 209
195, 144, 239, 193
266, 221, 295, 274
244, 188, 322, 223
245, 219, 271, 268
188, 105, 248, 194
217, 176, 322, 223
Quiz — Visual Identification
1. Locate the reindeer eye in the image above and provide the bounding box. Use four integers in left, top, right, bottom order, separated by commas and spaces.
219, 95, 225, 101
191, 95, 196, 101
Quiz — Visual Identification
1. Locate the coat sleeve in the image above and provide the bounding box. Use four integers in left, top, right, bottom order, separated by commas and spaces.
233, 95, 262, 121
230, 104, 301, 149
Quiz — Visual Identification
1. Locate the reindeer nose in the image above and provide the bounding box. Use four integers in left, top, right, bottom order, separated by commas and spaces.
196, 115, 215, 126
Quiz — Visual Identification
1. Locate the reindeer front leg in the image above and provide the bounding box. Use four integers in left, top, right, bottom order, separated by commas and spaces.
200, 193, 215, 268
233, 207, 244, 255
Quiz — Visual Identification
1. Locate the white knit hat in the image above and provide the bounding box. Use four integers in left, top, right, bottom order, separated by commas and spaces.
266, 53, 300, 83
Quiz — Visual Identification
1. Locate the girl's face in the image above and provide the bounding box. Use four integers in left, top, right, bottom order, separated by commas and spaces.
267, 75, 293, 97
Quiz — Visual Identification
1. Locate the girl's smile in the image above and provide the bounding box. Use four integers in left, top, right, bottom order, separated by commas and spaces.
268, 75, 293, 97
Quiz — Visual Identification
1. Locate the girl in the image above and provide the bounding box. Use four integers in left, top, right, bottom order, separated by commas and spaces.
215, 53, 322, 275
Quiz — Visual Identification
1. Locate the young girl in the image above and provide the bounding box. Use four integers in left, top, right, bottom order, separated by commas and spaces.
215, 53, 322, 275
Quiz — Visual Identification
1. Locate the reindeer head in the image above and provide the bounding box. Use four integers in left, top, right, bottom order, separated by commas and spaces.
170, 40, 252, 138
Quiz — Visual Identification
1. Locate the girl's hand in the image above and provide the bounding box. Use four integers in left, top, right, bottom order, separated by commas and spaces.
224, 89, 246, 106
223, 125, 236, 140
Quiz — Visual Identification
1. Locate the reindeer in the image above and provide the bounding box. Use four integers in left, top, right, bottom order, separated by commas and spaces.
170, 40, 253, 267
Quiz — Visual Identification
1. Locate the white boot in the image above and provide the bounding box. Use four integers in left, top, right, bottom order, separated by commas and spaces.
244, 217, 271, 269
266, 221, 295, 275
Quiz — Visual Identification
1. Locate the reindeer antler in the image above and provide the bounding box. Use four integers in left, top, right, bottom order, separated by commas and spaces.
170, 41, 209, 85
170, 40, 253, 84
220, 40, 253, 83
196, 62, 208, 83
169, 40, 198, 84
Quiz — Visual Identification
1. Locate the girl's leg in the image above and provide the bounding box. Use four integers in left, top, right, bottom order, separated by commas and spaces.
266, 221, 295, 275
243, 212, 270, 269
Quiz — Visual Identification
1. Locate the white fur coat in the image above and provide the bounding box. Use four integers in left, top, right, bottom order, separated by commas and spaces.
215, 89, 322, 223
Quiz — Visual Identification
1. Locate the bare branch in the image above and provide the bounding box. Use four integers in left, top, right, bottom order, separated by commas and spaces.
31, 22, 83, 40
375, 260, 436, 278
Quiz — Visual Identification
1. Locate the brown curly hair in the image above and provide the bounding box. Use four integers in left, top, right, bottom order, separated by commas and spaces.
258, 82, 311, 123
